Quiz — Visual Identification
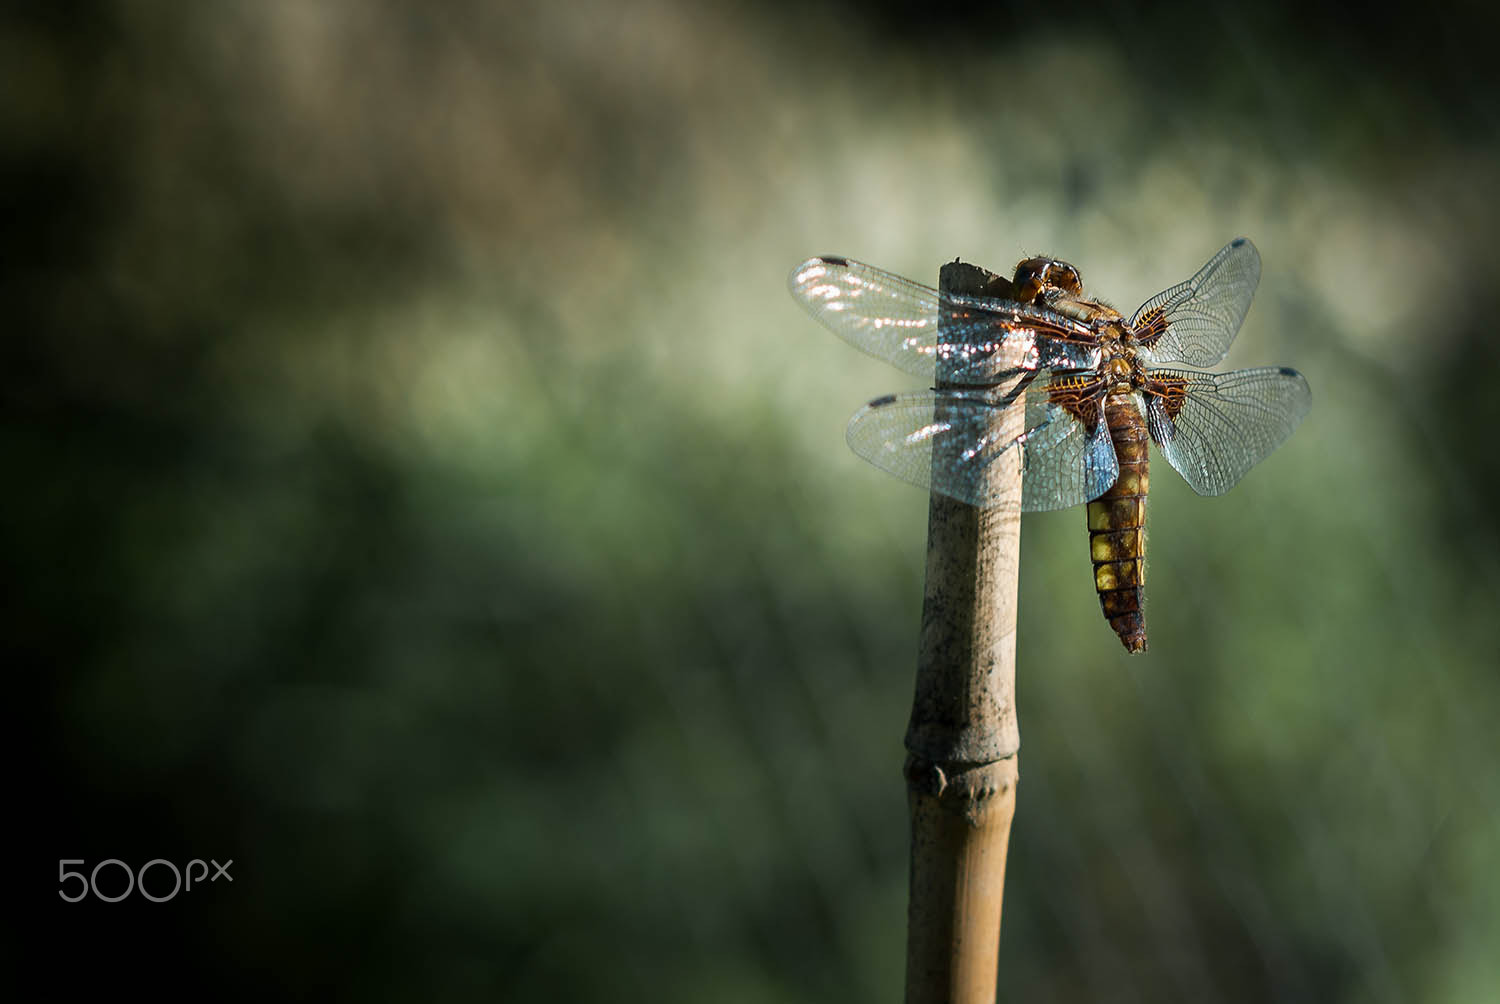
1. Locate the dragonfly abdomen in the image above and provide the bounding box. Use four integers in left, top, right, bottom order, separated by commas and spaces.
1087, 394, 1149, 653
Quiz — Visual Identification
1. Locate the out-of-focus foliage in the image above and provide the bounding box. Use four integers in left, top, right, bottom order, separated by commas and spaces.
12, 1, 1499, 1000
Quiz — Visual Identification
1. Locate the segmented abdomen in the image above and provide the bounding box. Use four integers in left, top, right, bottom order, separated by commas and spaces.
1087, 394, 1149, 653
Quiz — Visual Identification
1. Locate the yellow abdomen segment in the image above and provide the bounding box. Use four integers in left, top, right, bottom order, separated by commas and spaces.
1087, 396, 1149, 652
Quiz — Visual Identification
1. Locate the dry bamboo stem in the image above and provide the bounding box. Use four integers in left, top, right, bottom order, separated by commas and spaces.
904, 260, 1024, 1004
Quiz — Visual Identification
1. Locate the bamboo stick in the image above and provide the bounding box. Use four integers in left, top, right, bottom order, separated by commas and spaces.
903, 259, 1024, 1004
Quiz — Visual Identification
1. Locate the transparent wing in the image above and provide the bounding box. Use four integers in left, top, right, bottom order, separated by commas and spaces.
1020, 388, 1119, 512
1131, 237, 1261, 368
1143, 366, 1311, 496
789, 256, 1101, 384
844, 384, 1118, 511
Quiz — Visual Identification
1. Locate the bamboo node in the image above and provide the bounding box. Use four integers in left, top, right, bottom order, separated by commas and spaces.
904, 755, 948, 797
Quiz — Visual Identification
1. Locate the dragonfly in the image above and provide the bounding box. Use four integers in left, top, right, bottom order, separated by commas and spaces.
788, 238, 1311, 653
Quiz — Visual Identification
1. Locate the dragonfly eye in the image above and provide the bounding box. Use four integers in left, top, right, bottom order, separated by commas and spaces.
1048, 262, 1083, 297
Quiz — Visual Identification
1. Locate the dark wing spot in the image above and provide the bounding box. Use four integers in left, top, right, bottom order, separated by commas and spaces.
868, 394, 898, 407
819, 255, 849, 267
1230, 237, 1246, 248
1278, 366, 1299, 376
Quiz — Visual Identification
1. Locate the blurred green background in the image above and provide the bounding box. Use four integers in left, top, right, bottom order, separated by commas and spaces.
11, 1, 1500, 1000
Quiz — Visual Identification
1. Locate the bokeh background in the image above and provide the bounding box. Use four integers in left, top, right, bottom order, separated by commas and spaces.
12, 1, 1500, 999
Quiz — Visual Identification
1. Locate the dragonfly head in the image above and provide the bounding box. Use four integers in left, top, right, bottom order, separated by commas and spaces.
1011, 256, 1083, 304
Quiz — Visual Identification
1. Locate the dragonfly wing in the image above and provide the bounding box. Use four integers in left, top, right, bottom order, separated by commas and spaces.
1143, 366, 1312, 496
790, 256, 1100, 384
1132, 238, 1261, 368
1019, 390, 1119, 512
790, 257, 942, 380
845, 383, 1118, 511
